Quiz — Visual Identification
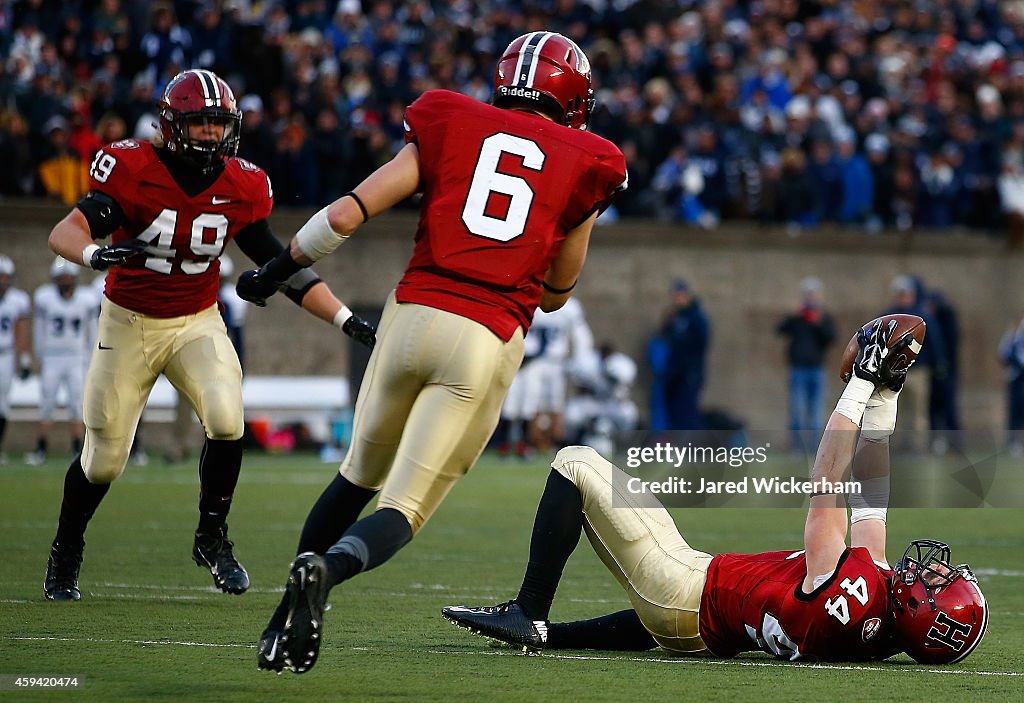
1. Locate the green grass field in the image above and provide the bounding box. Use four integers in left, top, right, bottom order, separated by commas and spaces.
2, 453, 1022, 702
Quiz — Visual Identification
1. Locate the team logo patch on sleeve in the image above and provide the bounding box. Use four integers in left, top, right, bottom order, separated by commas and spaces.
862, 617, 882, 642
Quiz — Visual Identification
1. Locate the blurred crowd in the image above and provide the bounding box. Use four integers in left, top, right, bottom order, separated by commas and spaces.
5, 0, 1024, 235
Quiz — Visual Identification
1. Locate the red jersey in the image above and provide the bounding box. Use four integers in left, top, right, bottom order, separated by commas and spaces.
398, 90, 627, 341
87, 139, 273, 317
699, 547, 897, 661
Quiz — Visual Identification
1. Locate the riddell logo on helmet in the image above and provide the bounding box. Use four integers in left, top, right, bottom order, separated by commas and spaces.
499, 86, 543, 100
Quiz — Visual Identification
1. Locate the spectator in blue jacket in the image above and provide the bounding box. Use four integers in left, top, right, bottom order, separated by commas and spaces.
999, 316, 1024, 456
835, 129, 874, 224
661, 280, 711, 431
777, 277, 836, 453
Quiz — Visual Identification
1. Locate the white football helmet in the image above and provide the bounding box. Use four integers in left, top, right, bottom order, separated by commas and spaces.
0, 254, 14, 276
50, 256, 81, 280
219, 253, 234, 279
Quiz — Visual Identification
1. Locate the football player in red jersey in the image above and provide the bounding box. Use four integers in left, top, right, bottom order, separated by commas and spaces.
41, 69, 375, 602
236, 32, 627, 673
444, 321, 989, 664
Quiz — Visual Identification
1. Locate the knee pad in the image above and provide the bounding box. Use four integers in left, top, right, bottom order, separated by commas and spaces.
551, 445, 605, 483
81, 433, 130, 483
198, 389, 243, 440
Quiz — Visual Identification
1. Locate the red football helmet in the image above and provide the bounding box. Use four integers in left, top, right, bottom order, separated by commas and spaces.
493, 31, 595, 129
158, 69, 241, 172
890, 540, 988, 664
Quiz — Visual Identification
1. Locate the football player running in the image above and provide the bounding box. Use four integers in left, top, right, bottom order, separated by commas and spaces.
237, 32, 627, 673
444, 321, 988, 664
42, 69, 373, 602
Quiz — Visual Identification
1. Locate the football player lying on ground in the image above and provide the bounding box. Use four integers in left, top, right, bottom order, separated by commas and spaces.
42, 69, 375, 603
444, 322, 988, 663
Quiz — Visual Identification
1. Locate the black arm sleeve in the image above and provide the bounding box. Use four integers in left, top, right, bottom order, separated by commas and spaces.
233, 219, 324, 306
546, 609, 659, 651
76, 190, 125, 240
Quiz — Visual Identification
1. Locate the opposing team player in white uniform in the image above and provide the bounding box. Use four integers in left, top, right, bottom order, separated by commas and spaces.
0, 255, 32, 463
500, 297, 592, 455
26, 258, 99, 465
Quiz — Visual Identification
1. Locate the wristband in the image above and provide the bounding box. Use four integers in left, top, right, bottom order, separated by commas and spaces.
861, 388, 899, 443
344, 191, 369, 223
18, 352, 32, 369
851, 507, 887, 524
262, 249, 303, 283
295, 206, 349, 262
332, 305, 354, 329
542, 279, 577, 295
835, 377, 875, 426
82, 244, 101, 269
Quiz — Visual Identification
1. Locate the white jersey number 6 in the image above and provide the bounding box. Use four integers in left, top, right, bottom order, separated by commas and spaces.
461, 133, 546, 242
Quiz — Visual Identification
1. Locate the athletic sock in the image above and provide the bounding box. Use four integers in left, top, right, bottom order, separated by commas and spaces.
196, 438, 242, 535
0, 416, 7, 449
54, 457, 110, 548
323, 508, 412, 586
515, 470, 584, 621
36, 436, 48, 454
548, 610, 657, 651
266, 473, 378, 631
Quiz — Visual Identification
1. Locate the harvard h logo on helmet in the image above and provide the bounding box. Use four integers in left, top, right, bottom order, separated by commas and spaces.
158, 69, 241, 172
890, 540, 989, 664
493, 32, 595, 130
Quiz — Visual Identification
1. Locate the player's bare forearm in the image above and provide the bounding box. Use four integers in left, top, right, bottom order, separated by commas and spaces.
540, 211, 597, 312
299, 281, 344, 325
323, 143, 422, 240
285, 144, 422, 269
48, 209, 95, 265
803, 411, 860, 586
14, 317, 30, 356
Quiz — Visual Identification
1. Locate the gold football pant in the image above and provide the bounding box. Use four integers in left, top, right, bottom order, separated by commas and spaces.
341, 293, 524, 534
81, 298, 243, 483
551, 445, 713, 654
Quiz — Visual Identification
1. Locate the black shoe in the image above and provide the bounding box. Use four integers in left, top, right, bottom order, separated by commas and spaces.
192, 525, 249, 594
44, 540, 83, 601
281, 552, 330, 674
442, 601, 548, 652
257, 628, 287, 673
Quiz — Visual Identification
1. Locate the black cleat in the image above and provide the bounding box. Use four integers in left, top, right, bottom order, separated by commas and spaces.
442, 601, 548, 652
281, 552, 330, 674
257, 628, 287, 673
44, 541, 83, 601
192, 524, 249, 594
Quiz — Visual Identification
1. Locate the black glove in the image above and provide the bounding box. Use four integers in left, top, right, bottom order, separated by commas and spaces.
236, 263, 288, 307
17, 354, 32, 380
90, 239, 148, 271
342, 314, 376, 349
853, 320, 915, 392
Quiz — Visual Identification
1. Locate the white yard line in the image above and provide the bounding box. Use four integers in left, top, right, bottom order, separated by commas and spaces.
8, 636, 252, 648
428, 649, 1024, 677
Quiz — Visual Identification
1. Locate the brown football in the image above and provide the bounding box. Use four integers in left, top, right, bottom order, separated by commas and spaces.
839, 314, 926, 382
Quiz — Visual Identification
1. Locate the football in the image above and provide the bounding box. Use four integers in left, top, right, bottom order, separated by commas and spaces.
839, 314, 926, 382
